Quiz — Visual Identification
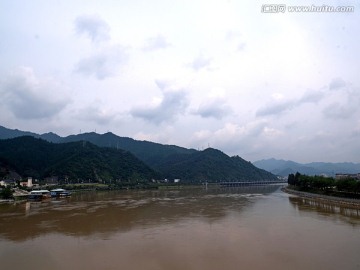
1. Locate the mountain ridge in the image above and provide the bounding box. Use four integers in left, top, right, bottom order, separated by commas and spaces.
0, 136, 159, 182
155, 148, 277, 182
253, 158, 360, 177
0, 125, 278, 182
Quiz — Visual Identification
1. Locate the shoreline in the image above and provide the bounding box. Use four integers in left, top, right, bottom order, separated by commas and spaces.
282, 186, 360, 209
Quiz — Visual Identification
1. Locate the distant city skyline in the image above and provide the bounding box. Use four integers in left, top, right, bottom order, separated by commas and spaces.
1, 0, 359, 163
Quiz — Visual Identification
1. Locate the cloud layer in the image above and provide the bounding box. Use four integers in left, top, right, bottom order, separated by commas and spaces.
75, 46, 128, 79
143, 35, 171, 51
75, 14, 110, 43
131, 89, 189, 125
0, 1, 359, 163
0, 67, 69, 119
193, 98, 231, 119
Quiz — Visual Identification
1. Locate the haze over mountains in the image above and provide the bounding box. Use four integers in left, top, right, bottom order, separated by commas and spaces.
253, 158, 360, 177
0, 125, 277, 182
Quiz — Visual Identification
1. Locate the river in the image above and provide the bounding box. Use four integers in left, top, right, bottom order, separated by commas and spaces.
0, 185, 359, 270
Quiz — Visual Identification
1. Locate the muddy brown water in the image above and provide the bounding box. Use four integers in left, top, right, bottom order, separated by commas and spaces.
0, 185, 359, 270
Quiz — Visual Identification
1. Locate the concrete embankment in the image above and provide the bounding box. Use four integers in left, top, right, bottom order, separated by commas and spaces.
282, 187, 360, 209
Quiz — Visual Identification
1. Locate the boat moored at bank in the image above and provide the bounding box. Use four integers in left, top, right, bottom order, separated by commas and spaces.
50, 188, 71, 198
28, 190, 51, 201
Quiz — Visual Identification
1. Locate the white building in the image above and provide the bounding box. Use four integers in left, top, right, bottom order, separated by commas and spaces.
20, 177, 33, 188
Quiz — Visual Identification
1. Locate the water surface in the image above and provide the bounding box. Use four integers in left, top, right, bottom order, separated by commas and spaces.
0, 185, 359, 270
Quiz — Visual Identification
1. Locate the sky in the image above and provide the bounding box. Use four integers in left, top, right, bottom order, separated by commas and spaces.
0, 0, 359, 163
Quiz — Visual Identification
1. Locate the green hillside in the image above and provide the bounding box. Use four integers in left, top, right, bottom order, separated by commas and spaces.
60, 132, 197, 167
0, 136, 159, 182
156, 148, 278, 182
0, 126, 278, 183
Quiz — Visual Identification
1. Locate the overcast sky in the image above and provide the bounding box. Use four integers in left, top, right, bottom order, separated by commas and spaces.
1, 0, 359, 163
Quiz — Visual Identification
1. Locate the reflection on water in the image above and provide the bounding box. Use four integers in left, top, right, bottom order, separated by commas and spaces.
288, 196, 360, 227
0, 185, 278, 241
1, 185, 360, 270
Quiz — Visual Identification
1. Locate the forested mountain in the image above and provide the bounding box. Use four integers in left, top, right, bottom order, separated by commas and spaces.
254, 158, 360, 177
59, 132, 197, 167
0, 136, 159, 182
0, 125, 39, 139
0, 126, 278, 182
155, 148, 277, 182
0, 126, 196, 167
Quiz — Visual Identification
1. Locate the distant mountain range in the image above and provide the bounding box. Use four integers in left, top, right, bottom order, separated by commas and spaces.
253, 158, 360, 177
0, 125, 277, 182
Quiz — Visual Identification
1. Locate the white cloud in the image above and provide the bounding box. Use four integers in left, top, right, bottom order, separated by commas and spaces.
1, 0, 360, 163
351, 121, 360, 138
74, 13, 128, 80
75, 45, 128, 79
75, 14, 110, 43
322, 82, 360, 119
130, 89, 189, 125
155, 79, 172, 91
263, 127, 283, 137
323, 102, 355, 119
299, 90, 325, 103
188, 120, 285, 159
76, 104, 116, 125
193, 98, 232, 119
256, 89, 325, 117
143, 35, 171, 51
0, 67, 69, 120
329, 77, 346, 91
256, 101, 293, 117
225, 30, 246, 51
189, 54, 213, 71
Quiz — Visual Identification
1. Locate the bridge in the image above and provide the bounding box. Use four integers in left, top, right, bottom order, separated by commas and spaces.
214, 180, 287, 187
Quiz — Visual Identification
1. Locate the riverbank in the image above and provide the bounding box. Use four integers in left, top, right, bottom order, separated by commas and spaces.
282, 186, 360, 209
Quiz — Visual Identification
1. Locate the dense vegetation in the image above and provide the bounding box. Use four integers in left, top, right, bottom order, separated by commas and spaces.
0, 126, 278, 184
156, 148, 278, 182
288, 172, 360, 198
0, 186, 12, 199
59, 132, 198, 169
0, 126, 197, 168
0, 136, 159, 183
